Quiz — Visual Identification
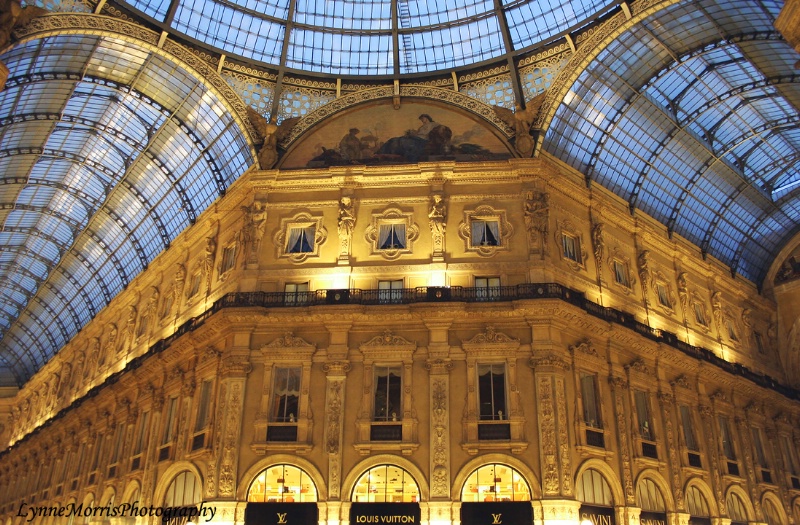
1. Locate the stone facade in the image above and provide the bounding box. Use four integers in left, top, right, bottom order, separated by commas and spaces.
1, 158, 799, 525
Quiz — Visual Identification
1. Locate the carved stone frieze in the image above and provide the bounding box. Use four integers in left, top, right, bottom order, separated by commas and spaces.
263, 332, 316, 349
625, 357, 654, 377
430, 377, 450, 498
570, 339, 599, 357
529, 354, 570, 371
464, 325, 519, 345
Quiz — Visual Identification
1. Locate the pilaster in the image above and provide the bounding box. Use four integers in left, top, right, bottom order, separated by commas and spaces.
323, 361, 350, 500
427, 358, 453, 500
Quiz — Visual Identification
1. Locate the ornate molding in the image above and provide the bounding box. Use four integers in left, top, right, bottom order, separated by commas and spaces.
457, 203, 514, 257
529, 354, 570, 371
569, 339, 599, 357
263, 332, 316, 349
464, 325, 519, 345
625, 357, 654, 376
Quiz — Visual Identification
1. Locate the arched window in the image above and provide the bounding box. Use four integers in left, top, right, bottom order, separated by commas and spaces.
686, 485, 711, 525
763, 500, 783, 525
164, 471, 202, 507
577, 469, 613, 507
726, 493, 748, 524
247, 464, 318, 503
460, 464, 530, 502
636, 479, 666, 512
352, 465, 420, 503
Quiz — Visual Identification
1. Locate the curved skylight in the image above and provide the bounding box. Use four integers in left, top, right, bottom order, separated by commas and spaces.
544, 0, 800, 283
0, 34, 253, 385
122, 0, 613, 75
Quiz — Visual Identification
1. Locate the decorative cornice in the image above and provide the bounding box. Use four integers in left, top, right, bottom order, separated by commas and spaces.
529, 354, 570, 371
464, 325, 519, 345
569, 339, 599, 357
263, 332, 316, 349
670, 374, 692, 390
625, 357, 653, 376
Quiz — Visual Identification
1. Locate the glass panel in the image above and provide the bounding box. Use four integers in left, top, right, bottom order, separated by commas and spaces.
718, 416, 736, 460
460, 463, 531, 502
374, 366, 402, 421
161, 397, 178, 444
351, 465, 420, 503
635, 390, 652, 439
247, 464, 318, 503
195, 380, 213, 431
581, 374, 602, 429
272, 368, 301, 422
680, 405, 698, 451
576, 469, 613, 506
478, 363, 506, 420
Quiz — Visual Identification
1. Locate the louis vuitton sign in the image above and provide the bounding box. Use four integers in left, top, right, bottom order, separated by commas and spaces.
244, 502, 318, 525
461, 502, 533, 525
350, 503, 421, 524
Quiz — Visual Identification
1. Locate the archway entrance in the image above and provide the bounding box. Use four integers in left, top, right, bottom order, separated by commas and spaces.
350, 465, 420, 525
460, 463, 532, 525
245, 464, 318, 525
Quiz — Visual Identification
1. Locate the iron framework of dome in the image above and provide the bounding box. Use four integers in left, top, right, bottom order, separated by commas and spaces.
0, 0, 797, 386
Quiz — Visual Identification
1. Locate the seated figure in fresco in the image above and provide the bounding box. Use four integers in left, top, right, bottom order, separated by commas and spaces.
376, 114, 452, 163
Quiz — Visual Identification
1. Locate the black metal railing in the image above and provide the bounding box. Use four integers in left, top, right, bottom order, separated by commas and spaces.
5, 281, 800, 459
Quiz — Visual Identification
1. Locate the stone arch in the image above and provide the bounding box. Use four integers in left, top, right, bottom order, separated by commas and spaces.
152, 460, 203, 508
121, 479, 142, 504
635, 469, 675, 512
683, 478, 719, 518
762, 493, 788, 525
341, 454, 429, 503
99, 485, 116, 507
277, 87, 516, 157
575, 458, 625, 507
790, 497, 800, 525
452, 453, 542, 501
237, 454, 328, 501
725, 485, 755, 522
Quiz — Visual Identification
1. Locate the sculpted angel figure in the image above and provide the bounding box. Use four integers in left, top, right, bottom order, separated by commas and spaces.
337, 197, 355, 255
492, 93, 546, 157
246, 107, 300, 169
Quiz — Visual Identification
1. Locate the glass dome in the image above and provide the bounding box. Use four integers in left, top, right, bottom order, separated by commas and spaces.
119, 0, 616, 76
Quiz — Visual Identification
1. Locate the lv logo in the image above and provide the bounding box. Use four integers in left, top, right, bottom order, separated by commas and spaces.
277, 512, 288, 524
491, 513, 502, 525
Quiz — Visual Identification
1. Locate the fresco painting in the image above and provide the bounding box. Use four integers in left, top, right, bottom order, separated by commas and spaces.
280, 102, 513, 168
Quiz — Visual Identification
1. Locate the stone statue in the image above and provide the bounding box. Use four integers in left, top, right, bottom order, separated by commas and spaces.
428, 194, 446, 255
492, 93, 545, 157
677, 272, 689, 316
592, 222, 605, 268
245, 107, 299, 169
241, 200, 267, 263
337, 197, 355, 256
523, 190, 550, 255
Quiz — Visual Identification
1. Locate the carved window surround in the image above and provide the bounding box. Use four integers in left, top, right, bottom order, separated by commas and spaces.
556, 218, 587, 272
461, 327, 527, 455
354, 331, 419, 455
652, 270, 676, 315
364, 206, 420, 260
608, 246, 635, 295
458, 204, 513, 257
252, 333, 316, 455
690, 292, 710, 332
217, 239, 239, 282
274, 212, 327, 263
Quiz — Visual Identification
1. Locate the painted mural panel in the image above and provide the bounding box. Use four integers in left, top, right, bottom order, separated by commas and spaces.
280, 101, 513, 168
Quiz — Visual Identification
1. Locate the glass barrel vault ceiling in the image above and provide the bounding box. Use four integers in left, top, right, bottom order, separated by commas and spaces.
545, 0, 800, 285
0, 34, 252, 386
0, 0, 798, 387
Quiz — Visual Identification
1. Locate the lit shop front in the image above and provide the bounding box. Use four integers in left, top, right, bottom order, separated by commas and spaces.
245, 464, 319, 525
350, 465, 421, 525
460, 464, 532, 525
